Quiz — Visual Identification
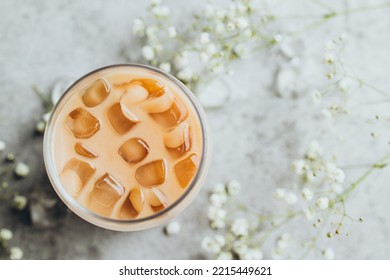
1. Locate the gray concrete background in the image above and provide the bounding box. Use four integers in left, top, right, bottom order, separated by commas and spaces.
1, 0, 390, 259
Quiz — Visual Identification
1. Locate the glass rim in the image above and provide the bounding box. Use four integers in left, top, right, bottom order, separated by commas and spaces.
43, 63, 210, 228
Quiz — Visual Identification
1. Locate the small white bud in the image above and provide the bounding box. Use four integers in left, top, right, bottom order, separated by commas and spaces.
9, 247, 23, 260
0, 140, 6, 152
165, 221, 181, 235
15, 162, 30, 178
0, 228, 13, 241
142, 45, 155, 61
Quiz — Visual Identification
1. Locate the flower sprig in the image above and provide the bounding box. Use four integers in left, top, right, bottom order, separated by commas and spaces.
202, 141, 390, 260
132, 0, 274, 91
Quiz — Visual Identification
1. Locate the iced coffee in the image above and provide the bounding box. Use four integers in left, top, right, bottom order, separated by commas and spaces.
44, 65, 209, 231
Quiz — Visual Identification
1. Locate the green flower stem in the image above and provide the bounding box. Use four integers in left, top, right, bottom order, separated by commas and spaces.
287, 2, 390, 38
339, 151, 390, 200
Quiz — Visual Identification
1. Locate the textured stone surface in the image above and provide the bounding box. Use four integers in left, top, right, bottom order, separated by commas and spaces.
0, 0, 390, 259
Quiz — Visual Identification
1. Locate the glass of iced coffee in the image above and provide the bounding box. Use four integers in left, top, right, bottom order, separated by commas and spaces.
43, 64, 210, 231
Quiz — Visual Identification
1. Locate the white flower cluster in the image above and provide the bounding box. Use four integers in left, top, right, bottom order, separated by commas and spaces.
272, 141, 348, 258
275, 141, 345, 215
202, 180, 263, 260
0, 228, 23, 260
310, 34, 357, 119
132, 0, 268, 89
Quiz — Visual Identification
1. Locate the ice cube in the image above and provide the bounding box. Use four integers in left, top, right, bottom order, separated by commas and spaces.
129, 187, 145, 214
74, 142, 98, 158
132, 78, 164, 96
88, 173, 125, 217
145, 188, 168, 208
142, 87, 174, 113
108, 103, 137, 134
164, 123, 191, 153
174, 153, 199, 188
60, 169, 83, 196
66, 108, 101, 139
119, 197, 138, 219
150, 98, 188, 128
135, 159, 166, 187
118, 138, 149, 164
121, 84, 149, 105
61, 158, 96, 195
82, 78, 111, 107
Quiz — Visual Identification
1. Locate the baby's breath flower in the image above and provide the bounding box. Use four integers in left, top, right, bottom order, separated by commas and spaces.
271, 248, 282, 260
159, 62, 171, 73
173, 52, 189, 69
235, 17, 249, 29
142, 45, 155, 61
226, 22, 236, 32
226, 180, 241, 196
284, 192, 298, 205
274, 188, 286, 199
233, 240, 249, 256
338, 78, 351, 92
233, 44, 248, 57
9, 247, 23, 260
206, 43, 217, 56
0, 228, 13, 241
325, 40, 336, 50
303, 207, 315, 220
276, 238, 288, 250
35, 121, 46, 133
199, 32, 210, 44
325, 163, 345, 183
301, 188, 313, 201
324, 53, 335, 64
6, 153, 15, 162
310, 90, 322, 103
331, 183, 343, 194
133, 18, 145, 36
14, 162, 30, 178
165, 221, 181, 235
177, 68, 194, 82
211, 219, 226, 229
200, 52, 209, 63
0, 140, 6, 152
226, 70, 234, 76
217, 251, 233, 260
292, 159, 306, 175
322, 248, 335, 260
216, 10, 226, 20
212, 183, 226, 194
167, 26, 177, 38
305, 141, 323, 160
145, 25, 158, 42
208, 206, 226, 229
202, 236, 222, 254
208, 206, 226, 220
316, 197, 329, 210
214, 235, 226, 247
240, 249, 263, 260
210, 62, 224, 74
42, 112, 51, 123
231, 218, 249, 237
151, 5, 170, 18
154, 43, 163, 53
12, 195, 28, 211
210, 192, 228, 206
